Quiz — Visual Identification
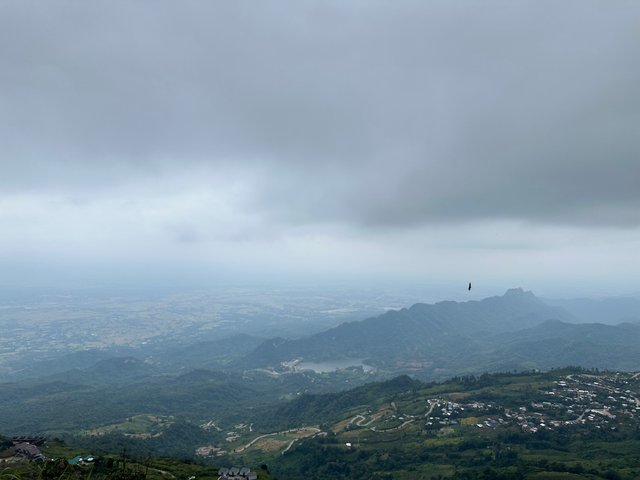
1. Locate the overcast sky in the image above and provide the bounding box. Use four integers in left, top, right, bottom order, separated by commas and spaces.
1, 1, 639, 296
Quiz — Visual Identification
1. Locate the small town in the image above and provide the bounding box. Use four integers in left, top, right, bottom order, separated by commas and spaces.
419, 372, 640, 435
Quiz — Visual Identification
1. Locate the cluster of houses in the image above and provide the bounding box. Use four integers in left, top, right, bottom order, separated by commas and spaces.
218, 466, 258, 480
425, 399, 495, 428
421, 373, 640, 435
225, 423, 251, 443
505, 373, 640, 433
10, 436, 46, 462
195, 445, 227, 457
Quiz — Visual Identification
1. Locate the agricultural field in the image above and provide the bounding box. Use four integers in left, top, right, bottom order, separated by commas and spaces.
82, 415, 174, 439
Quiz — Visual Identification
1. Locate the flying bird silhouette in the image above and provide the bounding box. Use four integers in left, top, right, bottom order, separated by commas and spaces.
468, 282, 472, 291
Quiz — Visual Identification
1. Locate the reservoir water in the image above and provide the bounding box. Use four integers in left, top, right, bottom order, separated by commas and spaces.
296, 359, 374, 373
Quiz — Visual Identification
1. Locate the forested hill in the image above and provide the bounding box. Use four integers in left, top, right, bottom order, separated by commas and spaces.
237, 289, 640, 378
238, 288, 575, 369
257, 375, 422, 430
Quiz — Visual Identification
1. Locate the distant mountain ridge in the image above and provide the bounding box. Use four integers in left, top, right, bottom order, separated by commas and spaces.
239, 289, 574, 372
543, 296, 640, 325
238, 288, 640, 378
484, 319, 640, 371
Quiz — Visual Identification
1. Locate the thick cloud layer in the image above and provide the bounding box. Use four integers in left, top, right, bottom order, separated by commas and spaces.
1, 1, 640, 292
2, 1, 639, 228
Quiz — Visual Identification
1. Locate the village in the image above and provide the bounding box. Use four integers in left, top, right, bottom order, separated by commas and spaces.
420, 372, 640, 435
320, 371, 640, 441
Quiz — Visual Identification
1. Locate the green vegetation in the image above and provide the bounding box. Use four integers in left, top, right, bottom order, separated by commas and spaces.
83, 415, 174, 438
250, 368, 640, 479
1, 440, 272, 480
239, 289, 640, 380
4, 368, 640, 479
0, 366, 379, 434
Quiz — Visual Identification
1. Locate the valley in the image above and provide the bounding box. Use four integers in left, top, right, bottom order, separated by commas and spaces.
4, 369, 640, 479
3, 289, 640, 479
0, 286, 420, 379
4, 3, 638, 478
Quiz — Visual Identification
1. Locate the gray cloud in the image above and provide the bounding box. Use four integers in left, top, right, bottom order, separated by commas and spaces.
1, 0, 639, 229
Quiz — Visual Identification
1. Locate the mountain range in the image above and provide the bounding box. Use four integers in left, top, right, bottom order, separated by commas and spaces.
238, 288, 640, 378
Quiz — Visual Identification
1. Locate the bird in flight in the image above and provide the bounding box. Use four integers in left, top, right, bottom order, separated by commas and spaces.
468, 282, 472, 291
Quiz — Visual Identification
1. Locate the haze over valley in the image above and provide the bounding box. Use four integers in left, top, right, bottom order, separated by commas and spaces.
2, 1, 640, 478
3, 286, 640, 381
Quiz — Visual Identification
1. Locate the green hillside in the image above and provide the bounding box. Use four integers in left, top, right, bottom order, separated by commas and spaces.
245, 369, 640, 480
238, 290, 640, 379
4, 369, 640, 479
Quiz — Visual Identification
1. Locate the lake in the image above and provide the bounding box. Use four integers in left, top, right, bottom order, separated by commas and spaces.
297, 358, 375, 373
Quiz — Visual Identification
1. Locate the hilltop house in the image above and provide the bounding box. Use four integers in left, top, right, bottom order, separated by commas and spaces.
218, 467, 258, 480
14, 443, 45, 462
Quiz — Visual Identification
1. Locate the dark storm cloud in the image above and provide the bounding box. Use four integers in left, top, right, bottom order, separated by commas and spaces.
1, 1, 639, 227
